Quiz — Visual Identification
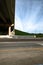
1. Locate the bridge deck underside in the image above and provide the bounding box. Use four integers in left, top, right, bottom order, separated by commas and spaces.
0, 0, 14, 35
0, 0, 14, 25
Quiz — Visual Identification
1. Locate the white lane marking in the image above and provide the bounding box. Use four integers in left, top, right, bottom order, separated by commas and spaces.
0, 41, 41, 43
0, 42, 43, 46
36, 43, 43, 46
0, 41, 42, 43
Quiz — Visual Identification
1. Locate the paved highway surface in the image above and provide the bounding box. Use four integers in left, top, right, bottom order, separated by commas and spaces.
0, 41, 43, 49
0, 38, 43, 65
0, 38, 43, 42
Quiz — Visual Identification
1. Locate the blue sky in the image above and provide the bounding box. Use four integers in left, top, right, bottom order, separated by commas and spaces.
15, 0, 43, 33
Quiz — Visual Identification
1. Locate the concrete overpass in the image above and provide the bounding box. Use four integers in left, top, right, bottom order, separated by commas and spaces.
0, 0, 14, 35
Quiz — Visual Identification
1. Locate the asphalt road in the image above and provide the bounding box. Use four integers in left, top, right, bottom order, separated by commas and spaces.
0, 38, 43, 42
0, 39, 43, 65
0, 41, 43, 49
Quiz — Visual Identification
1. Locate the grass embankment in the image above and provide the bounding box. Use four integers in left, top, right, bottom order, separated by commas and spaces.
15, 29, 43, 38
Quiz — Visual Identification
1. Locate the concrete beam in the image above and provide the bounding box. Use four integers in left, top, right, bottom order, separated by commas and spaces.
6, 0, 14, 24
0, 24, 11, 26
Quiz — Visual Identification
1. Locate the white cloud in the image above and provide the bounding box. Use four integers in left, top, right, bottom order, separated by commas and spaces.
22, 20, 43, 33
15, 15, 43, 33
15, 16, 23, 31
15, 0, 43, 33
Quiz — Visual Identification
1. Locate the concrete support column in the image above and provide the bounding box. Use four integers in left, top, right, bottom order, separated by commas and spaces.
9, 26, 11, 36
